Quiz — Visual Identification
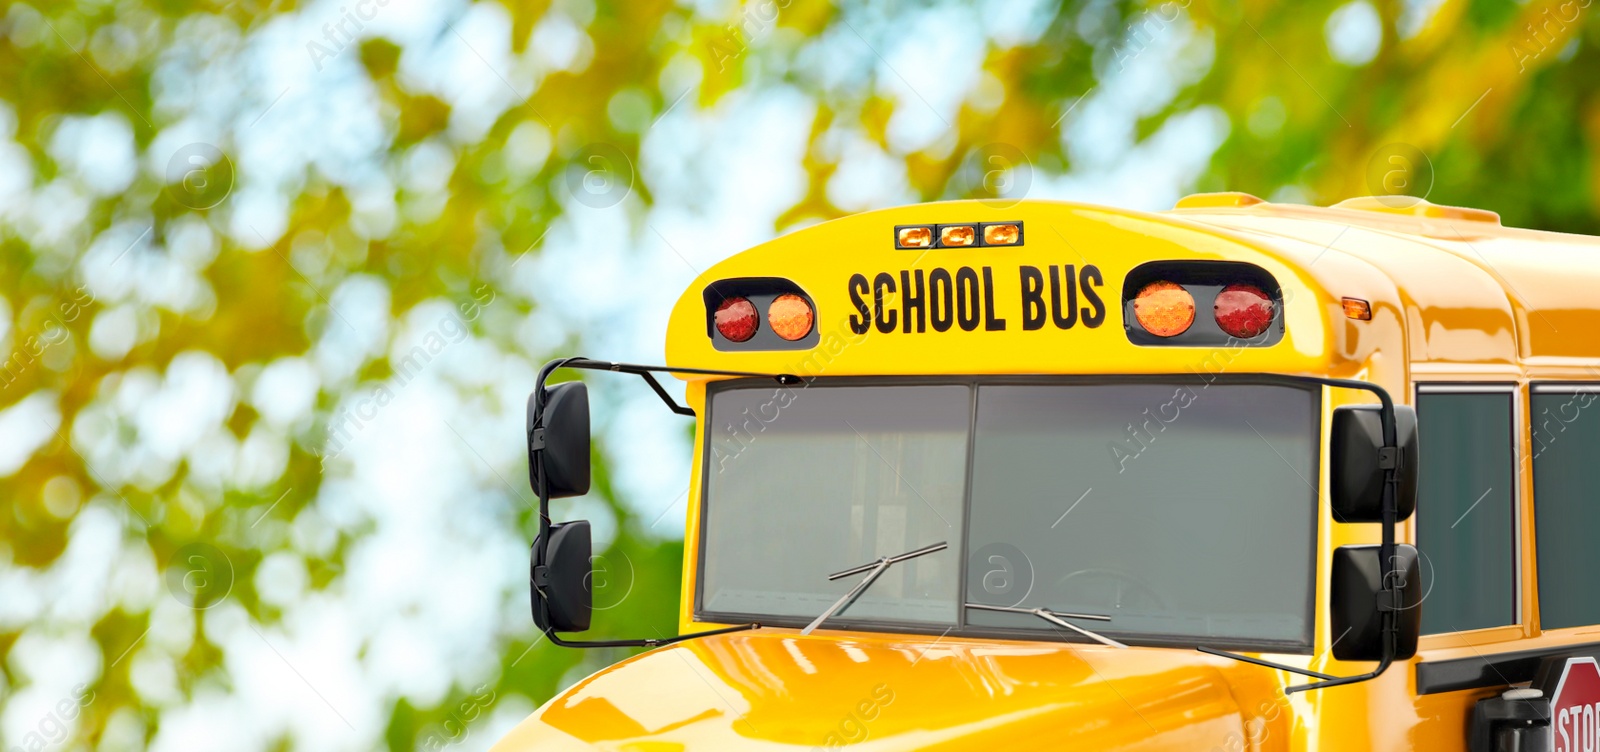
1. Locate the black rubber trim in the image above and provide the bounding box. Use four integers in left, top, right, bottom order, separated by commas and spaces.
1415, 641, 1600, 695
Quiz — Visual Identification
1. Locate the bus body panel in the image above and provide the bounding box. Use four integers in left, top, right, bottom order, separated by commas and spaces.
490, 631, 1293, 751
495, 196, 1600, 751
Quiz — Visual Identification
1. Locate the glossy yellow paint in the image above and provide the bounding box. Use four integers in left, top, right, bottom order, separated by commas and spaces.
494, 631, 1293, 751
494, 195, 1600, 751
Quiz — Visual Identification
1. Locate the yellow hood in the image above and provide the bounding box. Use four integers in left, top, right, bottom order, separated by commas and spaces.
491, 631, 1290, 751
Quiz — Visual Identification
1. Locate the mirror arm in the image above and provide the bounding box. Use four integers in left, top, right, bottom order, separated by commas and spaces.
535, 356, 800, 419
638, 371, 696, 417
1287, 655, 1394, 693
1197, 647, 1338, 681
543, 622, 762, 650
1199, 374, 1403, 694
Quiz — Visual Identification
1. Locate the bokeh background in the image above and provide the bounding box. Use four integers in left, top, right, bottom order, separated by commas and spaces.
1, 0, 1595, 749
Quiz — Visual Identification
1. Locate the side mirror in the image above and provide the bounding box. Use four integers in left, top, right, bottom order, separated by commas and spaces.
516, 357, 763, 650
1331, 543, 1421, 661
528, 382, 591, 499
1330, 404, 1418, 523
531, 520, 593, 633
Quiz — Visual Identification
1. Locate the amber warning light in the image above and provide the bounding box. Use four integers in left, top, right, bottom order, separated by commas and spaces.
1133, 281, 1195, 337
767, 294, 815, 341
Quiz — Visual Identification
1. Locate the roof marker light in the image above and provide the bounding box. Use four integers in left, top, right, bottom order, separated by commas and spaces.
982, 223, 1021, 245
896, 226, 933, 249
939, 225, 976, 247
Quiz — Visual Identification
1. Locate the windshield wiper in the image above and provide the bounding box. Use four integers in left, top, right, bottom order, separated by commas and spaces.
800, 542, 949, 636
965, 603, 1128, 649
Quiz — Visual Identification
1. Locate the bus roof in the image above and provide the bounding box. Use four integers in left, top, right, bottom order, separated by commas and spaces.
664, 195, 1600, 385
1171, 192, 1600, 373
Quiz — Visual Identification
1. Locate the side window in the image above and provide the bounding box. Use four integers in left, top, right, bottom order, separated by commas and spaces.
1531, 385, 1600, 630
1416, 388, 1518, 635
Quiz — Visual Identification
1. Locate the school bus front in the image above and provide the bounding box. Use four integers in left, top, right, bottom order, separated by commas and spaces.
494, 198, 1432, 751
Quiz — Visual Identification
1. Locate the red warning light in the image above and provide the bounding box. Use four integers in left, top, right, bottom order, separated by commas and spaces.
1214, 284, 1275, 338
715, 297, 758, 342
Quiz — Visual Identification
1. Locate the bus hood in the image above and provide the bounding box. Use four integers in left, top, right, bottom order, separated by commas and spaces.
491, 630, 1287, 751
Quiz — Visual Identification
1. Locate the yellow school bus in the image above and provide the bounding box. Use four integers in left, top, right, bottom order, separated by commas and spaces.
492, 192, 1600, 751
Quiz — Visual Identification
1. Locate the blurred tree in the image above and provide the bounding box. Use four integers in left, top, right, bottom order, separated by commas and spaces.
0, 0, 1595, 749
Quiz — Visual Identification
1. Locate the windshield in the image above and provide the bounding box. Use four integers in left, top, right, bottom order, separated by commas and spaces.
697, 379, 1318, 649
700, 385, 967, 625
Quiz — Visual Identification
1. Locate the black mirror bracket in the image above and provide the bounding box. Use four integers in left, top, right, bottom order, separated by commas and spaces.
1199, 374, 1408, 694
527, 356, 794, 650
542, 621, 763, 650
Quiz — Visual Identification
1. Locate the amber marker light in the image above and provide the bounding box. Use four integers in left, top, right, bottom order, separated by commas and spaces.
1134, 281, 1196, 337
940, 225, 976, 247
896, 226, 933, 248
1342, 298, 1373, 321
768, 294, 815, 341
982, 223, 1021, 246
